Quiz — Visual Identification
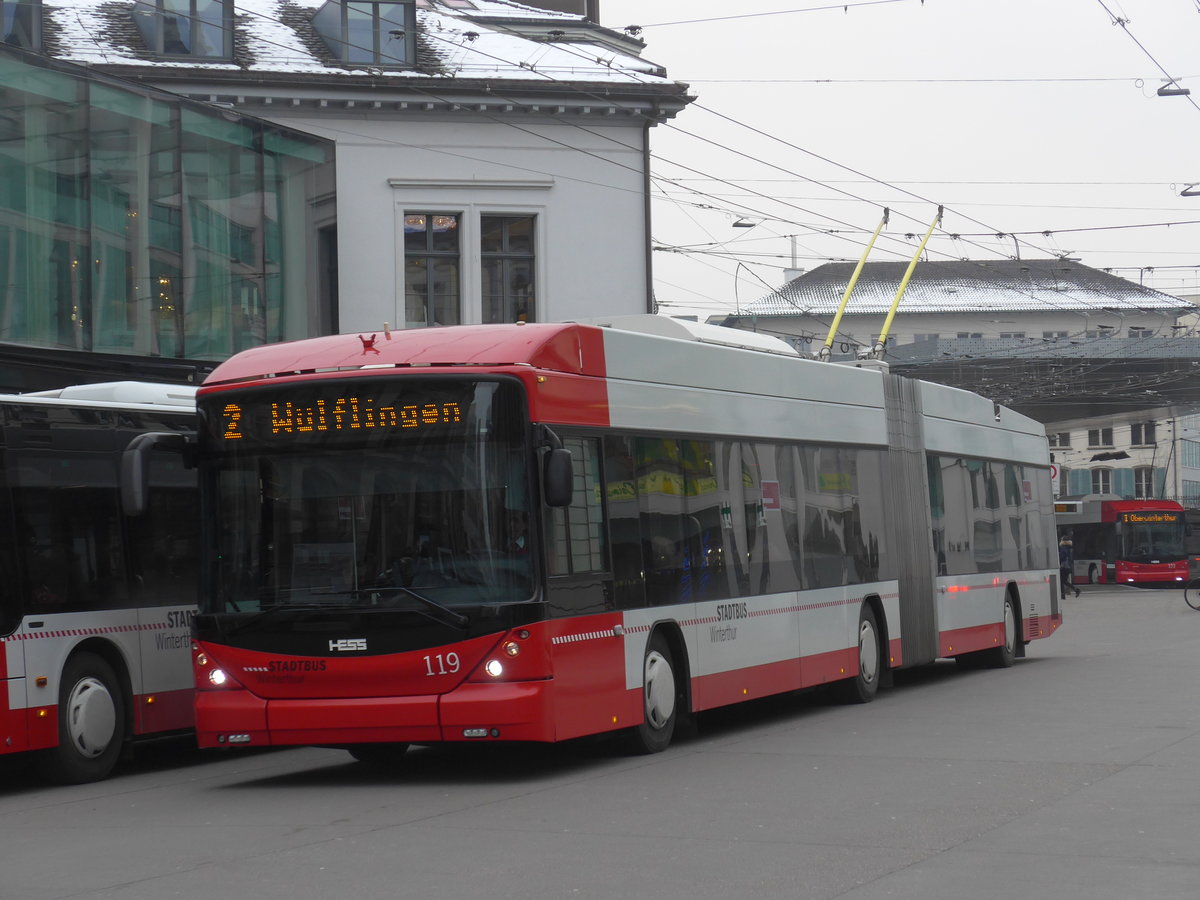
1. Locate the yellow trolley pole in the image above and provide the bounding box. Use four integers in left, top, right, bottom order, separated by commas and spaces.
872, 205, 942, 359
818, 208, 889, 361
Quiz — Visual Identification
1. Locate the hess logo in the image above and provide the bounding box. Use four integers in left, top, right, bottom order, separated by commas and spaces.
329, 638, 367, 652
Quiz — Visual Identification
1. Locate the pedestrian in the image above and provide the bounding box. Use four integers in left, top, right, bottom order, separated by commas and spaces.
1059, 535, 1080, 599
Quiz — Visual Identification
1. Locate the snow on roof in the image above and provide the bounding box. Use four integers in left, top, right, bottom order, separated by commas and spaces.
742, 260, 1192, 317
41, 0, 674, 84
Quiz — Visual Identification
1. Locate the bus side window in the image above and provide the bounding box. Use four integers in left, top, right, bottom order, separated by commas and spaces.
16, 451, 128, 611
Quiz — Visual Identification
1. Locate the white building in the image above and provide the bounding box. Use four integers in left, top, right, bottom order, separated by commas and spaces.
1047, 407, 1200, 506
35, 0, 692, 333
717, 259, 1192, 353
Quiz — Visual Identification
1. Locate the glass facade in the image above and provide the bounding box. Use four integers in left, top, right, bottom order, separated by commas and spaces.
0, 48, 335, 362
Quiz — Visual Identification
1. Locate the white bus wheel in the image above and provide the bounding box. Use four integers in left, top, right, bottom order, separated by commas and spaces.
36, 652, 126, 784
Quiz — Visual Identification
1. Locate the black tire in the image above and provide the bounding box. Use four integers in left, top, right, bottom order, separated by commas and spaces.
1186, 580, 1200, 611
627, 632, 678, 754
35, 652, 126, 784
347, 743, 410, 767
982, 593, 1019, 668
837, 605, 881, 704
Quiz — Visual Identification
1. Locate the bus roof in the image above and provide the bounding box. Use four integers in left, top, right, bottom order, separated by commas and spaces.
202, 323, 607, 387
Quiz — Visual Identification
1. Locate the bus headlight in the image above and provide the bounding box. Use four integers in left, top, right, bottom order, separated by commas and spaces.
209, 668, 229, 687
484, 659, 504, 678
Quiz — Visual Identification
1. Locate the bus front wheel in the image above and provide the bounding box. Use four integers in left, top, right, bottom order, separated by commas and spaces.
36, 652, 126, 784
347, 743, 410, 768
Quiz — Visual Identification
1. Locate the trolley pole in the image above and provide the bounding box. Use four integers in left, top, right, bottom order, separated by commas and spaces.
872, 205, 942, 359
818, 208, 888, 361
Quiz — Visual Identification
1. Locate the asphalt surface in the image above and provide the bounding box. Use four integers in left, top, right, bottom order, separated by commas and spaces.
2, 583, 1199, 899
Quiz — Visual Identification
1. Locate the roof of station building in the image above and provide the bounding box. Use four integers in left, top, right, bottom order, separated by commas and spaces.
741, 259, 1191, 317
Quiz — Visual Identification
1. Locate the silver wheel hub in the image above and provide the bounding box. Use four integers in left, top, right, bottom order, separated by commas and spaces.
644, 650, 675, 729
1003, 601, 1016, 653
858, 620, 879, 685
65, 677, 116, 759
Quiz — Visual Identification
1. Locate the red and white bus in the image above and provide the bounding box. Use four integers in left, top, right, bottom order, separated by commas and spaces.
0, 381, 197, 782
186, 317, 1061, 761
1055, 497, 1188, 585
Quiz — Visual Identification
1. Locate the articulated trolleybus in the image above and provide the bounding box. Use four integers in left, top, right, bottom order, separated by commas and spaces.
188, 317, 1060, 761
0, 381, 197, 783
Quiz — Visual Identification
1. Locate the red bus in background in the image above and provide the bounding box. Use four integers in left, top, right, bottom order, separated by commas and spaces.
1055, 497, 1188, 585
179, 317, 1060, 764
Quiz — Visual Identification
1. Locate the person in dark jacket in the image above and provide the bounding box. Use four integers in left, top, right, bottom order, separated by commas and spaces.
1059, 536, 1080, 598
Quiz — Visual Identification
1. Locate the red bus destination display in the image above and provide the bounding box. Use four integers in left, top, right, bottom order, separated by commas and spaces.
222, 396, 463, 441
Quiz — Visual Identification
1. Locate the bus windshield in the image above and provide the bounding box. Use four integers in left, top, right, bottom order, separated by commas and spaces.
200, 377, 534, 614
1120, 516, 1186, 562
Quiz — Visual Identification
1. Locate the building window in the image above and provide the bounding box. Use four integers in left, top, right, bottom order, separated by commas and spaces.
998, 331, 1026, 340
913, 333, 939, 342
1130, 422, 1156, 446
956, 332, 982, 339
1088, 427, 1113, 448
1182, 440, 1200, 469
1091, 468, 1111, 494
1047, 432, 1070, 448
1, 0, 40, 49
314, 0, 416, 66
1129, 326, 1153, 338
1134, 467, 1154, 499
404, 213, 460, 327
1183, 479, 1200, 506
1058, 466, 1070, 496
1043, 330, 1068, 339
481, 215, 535, 324
132, 0, 233, 58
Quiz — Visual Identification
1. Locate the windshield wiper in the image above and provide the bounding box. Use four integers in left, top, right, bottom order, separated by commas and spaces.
358, 587, 470, 630
225, 602, 331, 636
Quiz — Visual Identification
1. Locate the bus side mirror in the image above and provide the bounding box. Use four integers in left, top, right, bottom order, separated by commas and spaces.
543, 447, 573, 508
121, 432, 190, 516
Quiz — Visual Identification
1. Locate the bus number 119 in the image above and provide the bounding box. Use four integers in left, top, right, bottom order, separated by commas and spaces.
424, 653, 460, 676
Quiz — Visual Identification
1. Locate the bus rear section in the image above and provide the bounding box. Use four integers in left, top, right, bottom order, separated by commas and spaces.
191, 320, 1060, 761
0, 382, 198, 783
1056, 497, 1188, 585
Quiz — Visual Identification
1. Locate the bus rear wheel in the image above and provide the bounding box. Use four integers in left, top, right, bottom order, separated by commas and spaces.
837, 605, 881, 704
627, 632, 678, 754
36, 652, 126, 784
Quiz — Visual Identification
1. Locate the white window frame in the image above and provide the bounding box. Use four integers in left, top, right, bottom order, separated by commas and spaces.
390, 179, 552, 328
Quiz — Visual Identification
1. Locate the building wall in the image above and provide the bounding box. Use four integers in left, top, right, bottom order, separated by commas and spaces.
255, 112, 651, 333
1043, 406, 1193, 502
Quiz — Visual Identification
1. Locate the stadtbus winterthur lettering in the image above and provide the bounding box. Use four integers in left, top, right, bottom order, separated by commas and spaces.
222, 398, 462, 440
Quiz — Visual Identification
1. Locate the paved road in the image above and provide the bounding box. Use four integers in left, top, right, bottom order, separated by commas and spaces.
3, 585, 1200, 899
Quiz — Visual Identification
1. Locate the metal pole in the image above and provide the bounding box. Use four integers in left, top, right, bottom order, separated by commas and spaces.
818, 208, 888, 361
872, 206, 942, 359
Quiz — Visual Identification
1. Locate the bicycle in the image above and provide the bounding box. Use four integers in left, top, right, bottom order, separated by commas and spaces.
1185, 579, 1200, 611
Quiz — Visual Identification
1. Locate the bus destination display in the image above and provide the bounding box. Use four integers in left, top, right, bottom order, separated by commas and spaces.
1122, 511, 1180, 525
221, 395, 462, 442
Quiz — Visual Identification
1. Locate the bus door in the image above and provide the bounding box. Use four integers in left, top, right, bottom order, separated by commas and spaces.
128, 447, 199, 734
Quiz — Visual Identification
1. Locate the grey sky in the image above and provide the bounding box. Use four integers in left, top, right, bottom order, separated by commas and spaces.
598, 0, 1200, 319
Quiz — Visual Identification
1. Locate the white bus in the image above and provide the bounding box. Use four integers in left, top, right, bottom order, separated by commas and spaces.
0, 381, 197, 783
186, 317, 1061, 761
